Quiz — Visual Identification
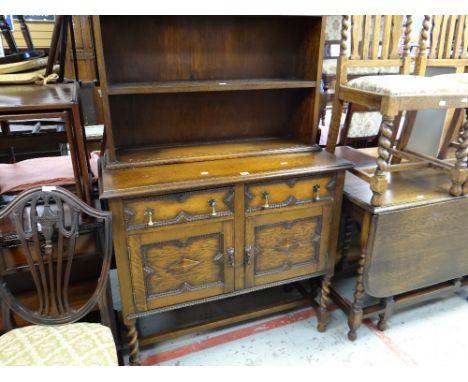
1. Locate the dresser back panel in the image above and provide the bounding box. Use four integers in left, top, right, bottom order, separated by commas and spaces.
110, 89, 312, 149
100, 16, 322, 83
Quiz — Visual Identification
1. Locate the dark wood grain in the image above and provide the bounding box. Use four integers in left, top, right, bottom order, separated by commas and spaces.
0, 186, 113, 327
108, 79, 316, 95
100, 16, 321, 83
365, 198, 468, 297
0, 84, 77, 112
100, 151, 352, 199
94, 15, 351, 359
108, 89, 314, 150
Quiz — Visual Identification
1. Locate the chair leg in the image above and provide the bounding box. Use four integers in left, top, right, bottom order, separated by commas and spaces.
371, 114, 395, 206
326, 96, 345, 153
317, 273, 332, 332
98, 280, 119, 341
450, 109, 468, 197
438, 108, 463, 160
320, 101, 327, 127
1, 298, 14, 333
124, 318, 141, 366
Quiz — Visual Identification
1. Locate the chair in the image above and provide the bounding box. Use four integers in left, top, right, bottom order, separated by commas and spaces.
324, 16, 468, 341
406, 16, 468, 160
0, 186, 117, 365
326, 15, 468, 206
320, 15, 404, 128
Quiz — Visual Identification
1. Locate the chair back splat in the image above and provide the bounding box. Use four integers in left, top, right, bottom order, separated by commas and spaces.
0, 186, 112, 328
338, 15, 413, 87
326, 15, 412, 154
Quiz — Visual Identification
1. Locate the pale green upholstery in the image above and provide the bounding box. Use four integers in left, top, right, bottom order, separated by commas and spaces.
0, 323, 118, 366
325, 16, 342, 41
347, 75, 468, 96
348, 111, 382, 138
433, 73, 468, 85
322, 59, 401, 76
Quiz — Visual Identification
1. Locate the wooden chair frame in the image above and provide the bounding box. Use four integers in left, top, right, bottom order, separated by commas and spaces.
326, 15, 468, 207
0, 186, 112, 328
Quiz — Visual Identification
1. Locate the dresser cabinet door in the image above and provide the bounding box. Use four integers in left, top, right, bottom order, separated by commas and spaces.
245, 205, 331, 288
127, 221, 235, 311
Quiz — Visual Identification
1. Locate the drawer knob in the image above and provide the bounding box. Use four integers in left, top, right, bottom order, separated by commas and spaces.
227, 247, 235, 267
313, 184, 321, 201
144, 208, 155, 226
261, 191, 270, 209
208, 199, 217, 217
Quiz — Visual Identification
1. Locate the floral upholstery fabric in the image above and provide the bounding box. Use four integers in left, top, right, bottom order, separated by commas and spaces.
346, 74, 468, 96
0, 323, 118, 366
432, 73, 468, 85
348, 111, 382, 138
325, 16, 342, 41
322, 59, 400, 76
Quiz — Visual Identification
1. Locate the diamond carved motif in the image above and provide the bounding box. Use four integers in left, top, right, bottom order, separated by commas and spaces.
167, 258, 201, 273
275, 238, 300, 253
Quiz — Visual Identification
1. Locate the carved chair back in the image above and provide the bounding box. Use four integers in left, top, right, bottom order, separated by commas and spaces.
403, 15, 468, 159
415, 15, 468, 75
338, 15, 413, 85
0, 186, 112, 329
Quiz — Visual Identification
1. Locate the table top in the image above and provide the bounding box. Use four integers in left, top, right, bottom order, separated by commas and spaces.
335, 146, 467, 213
0, 83, 78, 112
100, 150, 353, 199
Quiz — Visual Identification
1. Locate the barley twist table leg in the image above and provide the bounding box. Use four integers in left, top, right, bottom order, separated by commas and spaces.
347, 247, 366, 341
125, 319, 141, 366
317, 273, 332, 332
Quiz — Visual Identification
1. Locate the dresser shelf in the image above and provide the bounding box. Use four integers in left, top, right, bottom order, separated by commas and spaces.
107, 79, 317, 95
108, 138, 321, 169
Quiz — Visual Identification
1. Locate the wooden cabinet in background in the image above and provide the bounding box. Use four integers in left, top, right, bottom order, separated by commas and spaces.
94, 15, 352, 364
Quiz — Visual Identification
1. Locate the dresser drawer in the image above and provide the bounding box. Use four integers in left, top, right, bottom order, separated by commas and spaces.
245, 175, 335, 212
124, 187, 234, 230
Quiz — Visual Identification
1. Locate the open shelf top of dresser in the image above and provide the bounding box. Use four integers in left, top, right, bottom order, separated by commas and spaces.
94, 15, 325, 168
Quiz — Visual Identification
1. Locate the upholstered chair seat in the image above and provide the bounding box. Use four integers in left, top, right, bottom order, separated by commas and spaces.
347, 74, 468, 96
0, 323, 118, 366
432, 73, 468, 86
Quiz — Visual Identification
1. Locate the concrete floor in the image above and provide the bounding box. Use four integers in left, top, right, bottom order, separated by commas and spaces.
115, 274, 467, 366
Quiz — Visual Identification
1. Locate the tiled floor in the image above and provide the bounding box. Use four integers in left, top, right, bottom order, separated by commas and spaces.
120, 278, 467, 366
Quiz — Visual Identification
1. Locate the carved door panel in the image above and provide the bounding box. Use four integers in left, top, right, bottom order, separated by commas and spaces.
245, 205, 331, 288
127, 220, 235, 312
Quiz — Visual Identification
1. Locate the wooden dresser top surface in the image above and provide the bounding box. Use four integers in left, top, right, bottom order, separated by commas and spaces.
0, 83, 77, 112
99, 150, 352, 199
335, 146, 467, 213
